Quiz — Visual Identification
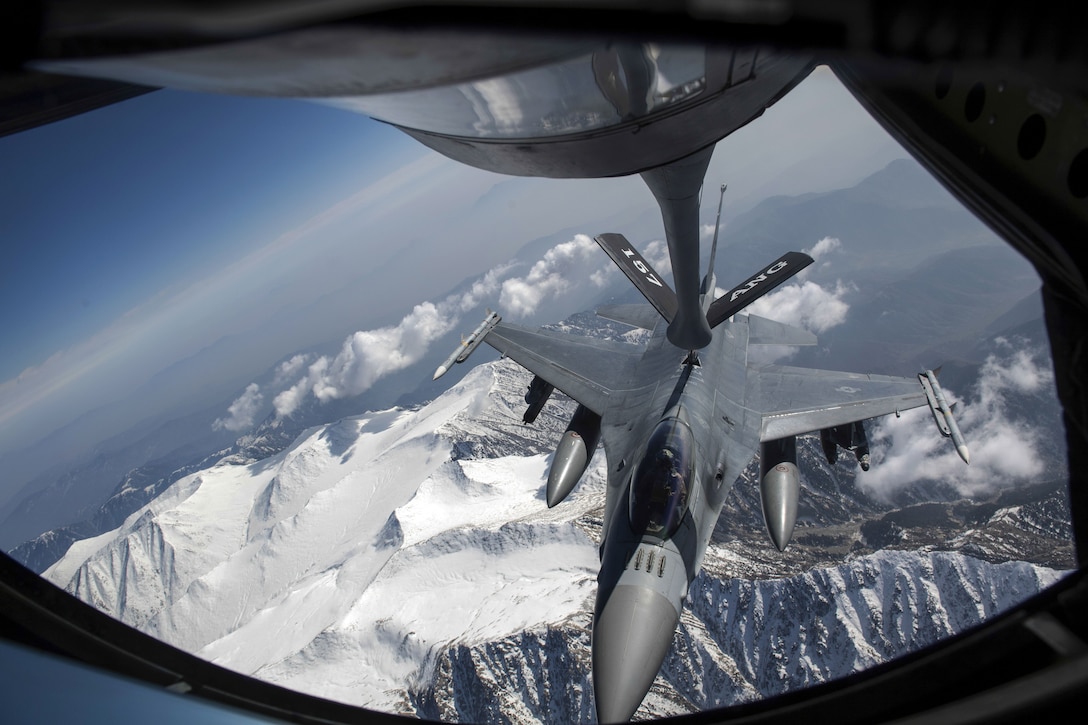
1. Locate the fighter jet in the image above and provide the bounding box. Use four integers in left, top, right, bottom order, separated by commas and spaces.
436, 151, 968, 721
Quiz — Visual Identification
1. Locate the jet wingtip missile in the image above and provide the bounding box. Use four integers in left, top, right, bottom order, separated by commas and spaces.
430, 310, 502, 381
920, 369, 971, 466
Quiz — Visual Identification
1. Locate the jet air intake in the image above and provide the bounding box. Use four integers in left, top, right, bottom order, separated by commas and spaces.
546, 404, 601, 507
760, 437, 800, 551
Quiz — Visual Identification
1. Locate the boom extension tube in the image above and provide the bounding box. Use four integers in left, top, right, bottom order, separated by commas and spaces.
432, 310, 501, 380
919, 369, 971, 465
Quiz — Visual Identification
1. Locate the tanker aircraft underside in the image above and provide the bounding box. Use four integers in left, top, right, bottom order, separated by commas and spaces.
434, 155, 969, 722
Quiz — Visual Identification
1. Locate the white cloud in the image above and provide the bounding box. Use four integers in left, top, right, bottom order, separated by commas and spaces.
746, 280, 852, 333
272, 266, 508, 417
805, 236, 841, 260
985, 338, 1052, 393
213, 383, 264, 432
589, 267, 616, 287
273, 354, 310, 386
796, 236, 842, 279
314, 302, 450, 403
499, 234, 613, 318
860, 343, 1055, 499
642, 239, 672, 275
273, 375, 311, 419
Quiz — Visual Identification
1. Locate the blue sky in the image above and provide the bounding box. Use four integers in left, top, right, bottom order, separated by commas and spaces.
0, 90, 425, 381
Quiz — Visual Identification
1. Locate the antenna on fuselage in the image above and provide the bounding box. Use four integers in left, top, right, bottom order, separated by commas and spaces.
701, 183, 727, 300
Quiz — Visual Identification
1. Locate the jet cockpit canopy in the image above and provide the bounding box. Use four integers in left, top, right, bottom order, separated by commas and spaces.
630, 417, 694, 538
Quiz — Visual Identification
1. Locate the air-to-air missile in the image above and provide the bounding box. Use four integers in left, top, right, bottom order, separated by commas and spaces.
432, 310, 501, 380
919, 368, 971, 465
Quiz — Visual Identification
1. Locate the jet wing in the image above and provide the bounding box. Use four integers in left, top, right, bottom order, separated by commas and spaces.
750, 364, 928, 441
484, 322, 641, 416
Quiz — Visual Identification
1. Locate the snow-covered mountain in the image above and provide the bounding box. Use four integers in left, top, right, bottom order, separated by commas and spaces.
43, 349, 1068, 722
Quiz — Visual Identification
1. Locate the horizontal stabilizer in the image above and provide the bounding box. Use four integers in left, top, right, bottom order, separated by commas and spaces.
746, 314, 818, 346
596, 304, 661, 331
594, 233, 677, 323
707, 251, 814, 328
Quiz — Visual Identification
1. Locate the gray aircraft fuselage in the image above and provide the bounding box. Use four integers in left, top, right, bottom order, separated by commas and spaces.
592, 307, 756, 722
472, 170, 946, 719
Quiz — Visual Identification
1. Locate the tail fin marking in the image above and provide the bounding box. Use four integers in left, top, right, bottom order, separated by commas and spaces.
706, 251, 814, 328
594, 233, 678, 322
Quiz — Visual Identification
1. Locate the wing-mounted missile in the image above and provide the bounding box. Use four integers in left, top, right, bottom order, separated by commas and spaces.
432, 310, 501, 380
760, 436, 800, 551
546, 404, 601, 507
919, 369, 971, 464
522, 375, 555, 424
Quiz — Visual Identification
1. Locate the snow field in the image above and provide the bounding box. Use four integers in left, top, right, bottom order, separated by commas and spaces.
46, 361, 607, 714
249, 448, 602, 709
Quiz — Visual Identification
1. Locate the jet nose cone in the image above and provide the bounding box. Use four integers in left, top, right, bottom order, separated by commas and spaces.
592, 585, 679, 723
